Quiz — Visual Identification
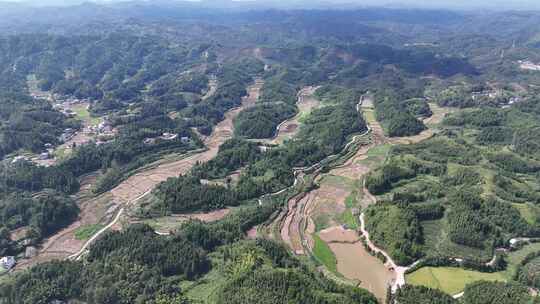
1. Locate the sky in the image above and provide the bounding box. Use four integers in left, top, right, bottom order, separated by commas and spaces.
4, 0, 540, 10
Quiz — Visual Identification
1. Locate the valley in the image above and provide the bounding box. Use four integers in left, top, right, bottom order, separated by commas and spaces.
267, 96, 455, 300
14, 78, 264, 268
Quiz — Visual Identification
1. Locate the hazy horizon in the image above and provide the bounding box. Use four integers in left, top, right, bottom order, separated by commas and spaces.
3, 0, 540, 11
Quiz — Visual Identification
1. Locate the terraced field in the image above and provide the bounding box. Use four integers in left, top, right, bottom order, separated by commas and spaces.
271, 99, 457, 301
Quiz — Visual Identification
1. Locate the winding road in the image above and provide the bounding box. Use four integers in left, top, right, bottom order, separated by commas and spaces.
67, 188, 154, 260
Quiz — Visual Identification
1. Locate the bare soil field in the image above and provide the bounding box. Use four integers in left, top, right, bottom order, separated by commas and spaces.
320, 226, 394, 302
319, 226, 360, 243
15, 192, 118, 270
281, 194, 312, 254
330, 144, 372, 179
389, 129, 434, 145
331, 242, 394, 301
247, 226, 259, 239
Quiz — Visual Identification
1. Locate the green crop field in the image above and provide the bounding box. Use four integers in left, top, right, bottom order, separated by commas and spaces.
312, 234, 337, 273
74, 224, 104, 240
338, 209, 359, 230
512, 203, 538, 225
363, 110, 376, 124
72, 104, 102, 125
320, 174, 356, 191
367, 144, 391, 158
345, 190, 360, 208
360, 144, 391, 167
314, 214, 330, 232
406, 267, 505, 295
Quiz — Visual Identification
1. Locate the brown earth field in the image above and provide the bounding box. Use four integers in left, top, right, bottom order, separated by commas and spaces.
320, 226, 394, 302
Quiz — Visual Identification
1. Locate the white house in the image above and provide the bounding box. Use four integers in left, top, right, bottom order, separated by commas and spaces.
1, 256, 15, 270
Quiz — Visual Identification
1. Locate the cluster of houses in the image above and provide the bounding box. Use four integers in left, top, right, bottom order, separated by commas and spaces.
471, 89, 501, 100
87, 121, 113, 136
470, 87, 523, 108
61, 120, 115, 146
38, 143, 55, 161
30, 91, 53, 102
53, 95, 92, 106
9, 119, 116, 167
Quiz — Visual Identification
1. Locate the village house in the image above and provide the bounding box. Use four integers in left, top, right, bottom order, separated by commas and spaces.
0, 256, 15, 271
161, 132, 178, 140
60, 128, 76, 142
11, 155, 28, 164
39, 152, 50, 160
143, 137, 157, 145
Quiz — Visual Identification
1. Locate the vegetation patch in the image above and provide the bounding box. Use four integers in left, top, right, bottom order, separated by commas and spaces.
71, 104, 102, 125
234, 103, 297, 139
74, 224, 104, 240
314, 214, 330, 232
503, 242, 540, 280
312, 233, 338, 273
364, 204, 423, 265
405, 266, 505, 295
345, 190, 360, 209
512, 203, 538, 225
338, 210, 359, 230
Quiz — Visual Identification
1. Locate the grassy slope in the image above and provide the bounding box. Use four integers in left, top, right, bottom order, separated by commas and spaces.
406, 267, 505, 295
512, 203, 538, 225
422, 219, 492, 261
